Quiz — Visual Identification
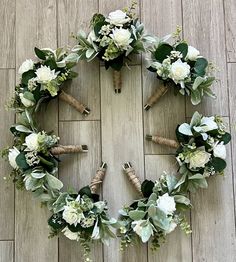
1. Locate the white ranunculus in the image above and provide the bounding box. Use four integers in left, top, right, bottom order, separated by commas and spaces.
213, 142, 226, 159
35, 65, 57, 84
165, 221, 177, 234
110, 28, 132, 49
189, 149, 211, 169
62, 206, 84, 226
19, 93, 35, 107
8, 147, 20, 169
62, 227, 79, 241
18, 59, 34, 75
156, 193, 176, 215
169, 59, 190, 82
106, 10, 130, 26
186, 46, 200, 61
24, 133, 39, 151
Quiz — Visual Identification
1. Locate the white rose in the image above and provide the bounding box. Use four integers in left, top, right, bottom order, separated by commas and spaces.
18, 59, 34, 75
62, 227, 79, 241
156, 193, 176, 215
8, 147, 20, 169
165, 221, 177, 234
35, 65, 57, 84
169, 59, 190, 82
186, 46, 200, 61
19, 93, 35, 107
24, 133, 39, 151
106, 10, 130, 26
110, 28, 132, 49
213, 142, 226, 159
189, 149, 211, 169
62, 205, 84, 226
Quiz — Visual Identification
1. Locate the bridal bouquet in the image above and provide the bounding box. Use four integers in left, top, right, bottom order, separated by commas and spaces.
72, 3, 155, 93
11, 47, 90, 115
118, 171, 191, 250
144, 31, 216, 110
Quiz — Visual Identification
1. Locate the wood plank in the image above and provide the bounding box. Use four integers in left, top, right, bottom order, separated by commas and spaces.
15, 1, 58, 262
58, 121, 102, 262
0, 241, 13, 262
0, 0, 15, 68
58, 0, 100, 121
142, 0, 185, 155
224, 0, 236, 62
183, 0, 228, 116
101, 66, 147, 262
228, 63, 236, 217
145, 155, 192, 262
0, 70, 15, 240
191, 118, 236, 262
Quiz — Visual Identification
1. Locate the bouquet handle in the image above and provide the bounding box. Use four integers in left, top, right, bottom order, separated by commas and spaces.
90, 162, 107, 194
113, 70, 122, 93
51, 145, 88, 155
146, 134, 179, 148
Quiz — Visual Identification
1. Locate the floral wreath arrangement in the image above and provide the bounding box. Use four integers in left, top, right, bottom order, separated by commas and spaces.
70, 2, 155, 93
144, 28, 216, 110
0, 3, 232, 262
117, 112, 231, 249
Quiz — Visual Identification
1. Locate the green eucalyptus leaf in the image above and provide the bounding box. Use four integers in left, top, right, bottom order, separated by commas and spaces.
154, 43, 173, 62
15, 153, 29, 170
210, 157, 227, 172
194, 58, 208, 76
23, 91, 35, 102
34, 47, 46, 60
48, 214, 66, 230
141, 180, 155, 197
221, 132, 231, 145
21, 70, 36, 85
78, 186, 92, 197
175, 42, 188, 58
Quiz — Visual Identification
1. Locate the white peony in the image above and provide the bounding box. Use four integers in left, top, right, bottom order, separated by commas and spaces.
62, 206, 84, 226
106, 10, 130, 26
24, 133, 39, 151
186, 46, 200, 61
18, 59, 34, 75
8, 147, 20, 169
165, 221, 177, 234
35, 65, 57, 84
189, 149, 211, 169
213, 142, 226, 159
169, 59, 190, 82
19, 93, 35, 107
156, 193, 176, 215
62, 227, 79, 241
110, 28, 132, 49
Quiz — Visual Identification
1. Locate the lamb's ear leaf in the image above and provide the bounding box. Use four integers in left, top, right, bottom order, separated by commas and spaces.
141, 180, 155, 197
34, 47, 46, 60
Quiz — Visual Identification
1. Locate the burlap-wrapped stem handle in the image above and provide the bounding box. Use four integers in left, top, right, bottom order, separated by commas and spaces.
146, 135, 179, 149
123, 162, 143, 196
51, 145, 88, 155
144, 84, 169, 110
113, 70, 122, 93
59, 90, 90, 116
90, 162, 107, 194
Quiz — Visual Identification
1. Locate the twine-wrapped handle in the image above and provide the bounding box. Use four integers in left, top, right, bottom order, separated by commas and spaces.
123, 162, 143, 196
59, 90, 90, 116
90, 162, 107, 194
51, 145, 88, 155
146, 134, 179, 149
113, 70, 122, 93
144, 84, 169, 110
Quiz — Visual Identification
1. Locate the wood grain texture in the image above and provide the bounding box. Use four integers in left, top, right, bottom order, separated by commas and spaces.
0, 70, 15, 240
101, 66, 147, 262
142, 0, 185, 155
15, 1, 58, 262
58, 121, 103, 262
0, 241, 13, 262
145, 155, 192, 262
58, 0, 100, 121
0, 0, 15, 68
183, 0, 228, 116
224, 0, 236, 62
191, 118, 236, 262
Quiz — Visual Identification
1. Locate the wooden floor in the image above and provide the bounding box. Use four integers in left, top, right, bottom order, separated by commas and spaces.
0, 0, 236, 261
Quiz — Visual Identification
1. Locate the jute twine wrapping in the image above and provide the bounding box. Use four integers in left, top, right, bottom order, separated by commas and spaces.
113, 70, 122, 93
123, 162, 143, 196
51, 145, 88, 155
90, 162, 107, 194
59, 90, 90, 115
146, 135, 179, 149
144, 84, 169, 110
